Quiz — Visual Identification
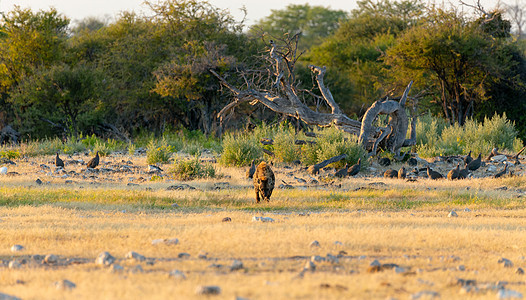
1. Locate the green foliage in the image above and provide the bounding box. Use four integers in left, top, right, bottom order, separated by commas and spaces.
219, 132, 262, 167
170, 156, 216, 180
91, 139, 124, 157
416, 113, 523, 157
146, 138, 175, 164
272, 125, 299, 163
0, 149, 21, 160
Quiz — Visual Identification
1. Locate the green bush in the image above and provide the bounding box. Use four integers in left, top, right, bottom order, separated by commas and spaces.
311, 127, 366, 168
146, 138, 175, 164
416, 113, 523, 157
273, 124, 300, 163
0, 149, 21, 160
219, 132, 262, 166
170, 156, 216, 180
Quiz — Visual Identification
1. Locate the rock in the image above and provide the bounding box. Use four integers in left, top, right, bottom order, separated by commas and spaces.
169, 269, 186, 279
151, 238, 179, 245
491, 155, 508, 162
487, 165, 497, 172
222, 217, 232, 222
0, 167, 7, 174
230, 260, 244, 271
35, 178, 42, 185
370, 259, 381, 267
198, 251, 208, 259
497, 289, 523, 299
394, 266, 406, 274
457, 265, 466, 271
464, 208, 471, 212
410, 290, 440, 299
8, 261, 21, 269
178, 252, 191, 259
498, 258, 513, 268
304, 261, 316, 272
148, 165, 163, 173
129, 265, 144, 273
448, 210, 458, 217
44, 254, 58, 264
309, 240, 320, 248
55, 279, 76, 290
110, 264, 124, 273
252, 216, 274, 222
125, 251, 146, 262
516, 267, 524, 275
195, 285, 221, 295
0, 293, 21, 300
311, 255, 325, 263
10, 245, 24, 252
95, 251, 115, 266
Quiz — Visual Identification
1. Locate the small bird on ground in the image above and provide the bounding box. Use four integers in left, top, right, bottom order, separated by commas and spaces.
398, 166, 406, 179
464, 151, 473, 165
384, 169, 398, 178
458, 163, 470, 179
335, 164, 349, 178
447, 163, 460, 180
55, 153, 64, 168
467, 154, 482, 171
426, 166, 443, 180
348, 158, 362, 176
494, 164, 508, 178
246, 160, 256, 179
87, 151, 100, 169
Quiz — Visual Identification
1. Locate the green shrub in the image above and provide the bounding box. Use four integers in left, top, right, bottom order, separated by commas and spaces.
416, 113, 523, 157
219, 132, 262, 166
0, 149, 21, 160
146, 138, 175, 164
273, 124, 299, 163
170, 156, 216, 180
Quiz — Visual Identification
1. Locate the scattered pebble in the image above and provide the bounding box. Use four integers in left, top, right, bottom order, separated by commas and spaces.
498, 258, 514, 268
394, 266, 406, 274
95, 251, 115, 266
55, 279, 76, 290
410, 290, 440, 299
198, 251, 208, 259
252, 216, 274, 222
169, 270, 186, 279
457, 265, 466, 271
178, 252, 190, 259
464, 208, 471, 212
125, 251, 146, 262
309, 240, 320, 247
230, 260, 244, 271
129, 265, 144, 273
311, 255, 325, 263
151, 238, 179, 246
516, 267, 524, 275
370, 260, 381, 267
0, 167, 7, 174
35, 178, 42, 185
304, 261, 316, 272
8, 261, 21, 269
448, 210, 458, 217
10, 245, 23, 252
44, 254, 58, 264
110, 264, 124, 273
195, 285, 221, 295
497, 289, 523, 299
222, 217, 232, 222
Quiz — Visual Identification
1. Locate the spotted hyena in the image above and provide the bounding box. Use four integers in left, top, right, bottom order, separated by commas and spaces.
253, 161, 275, 203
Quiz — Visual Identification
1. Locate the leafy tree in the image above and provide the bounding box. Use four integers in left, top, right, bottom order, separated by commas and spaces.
386, 7, 522, 126
10, 64, 105, 138
250, 4, 348, 50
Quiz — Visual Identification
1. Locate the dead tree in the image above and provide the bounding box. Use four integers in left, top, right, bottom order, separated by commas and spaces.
211, 36, 416, 159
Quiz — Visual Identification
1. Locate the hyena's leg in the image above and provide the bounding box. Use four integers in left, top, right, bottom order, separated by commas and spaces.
255, 188, 260, 203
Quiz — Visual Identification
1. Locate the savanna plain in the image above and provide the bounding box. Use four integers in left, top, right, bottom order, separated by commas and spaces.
1, 153, 526, 300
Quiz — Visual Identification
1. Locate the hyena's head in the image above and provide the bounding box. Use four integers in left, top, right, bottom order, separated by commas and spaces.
257, 176, 272, 200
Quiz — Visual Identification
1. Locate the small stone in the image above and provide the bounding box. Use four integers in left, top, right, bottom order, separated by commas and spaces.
171, 203, 179, 208
198, 251, 208, 259
0, 167, 7, 174
195, 285, 221, 295
304, 261, 316, 272
125, 251, 146, 262
334, 241, 343, 246
169, 269, 186, 279
222, 217, 232, 222
129, 265, 143, 273
410, 290, 440, 299
10, 245, 24, 252
448, 210, 458, 217
394, 266, 406, 274
35, 178, 42, 185
44, 254, 58, 264
487, 165, 498, 172
326, 254, 339, 264
516, 267, 524, 275
497, 289, 523, 299
309, 240, 320, 247
95, 251, 115, 266
164, 238, 179, 245
498, 258, 514, 268
370, 259, 381, 267
457, 265, 466, 271
491, 155, 507, 162
311, 255, 325, 262
8, 261, 21, 269
464, 208, 471, 212
0, 293, 20, 300
230, 260, 243, 271
252, 216, 274, 222
178, 252, 190, 259
110, 264, 124, 273
55, 279, 76, 290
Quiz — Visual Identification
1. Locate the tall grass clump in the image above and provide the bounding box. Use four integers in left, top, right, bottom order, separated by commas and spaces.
219, 132, 262, 166
416, 113, 523, 157
301, 127, 366, 168
146, 138, 175, 164
170, 156, 216, 180
272, 124, 301, 163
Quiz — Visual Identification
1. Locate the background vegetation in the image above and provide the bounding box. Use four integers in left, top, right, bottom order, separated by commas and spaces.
0, 0, 525, 157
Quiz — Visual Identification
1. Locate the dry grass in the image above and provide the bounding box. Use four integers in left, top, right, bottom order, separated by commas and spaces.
1, 154, 526, 299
